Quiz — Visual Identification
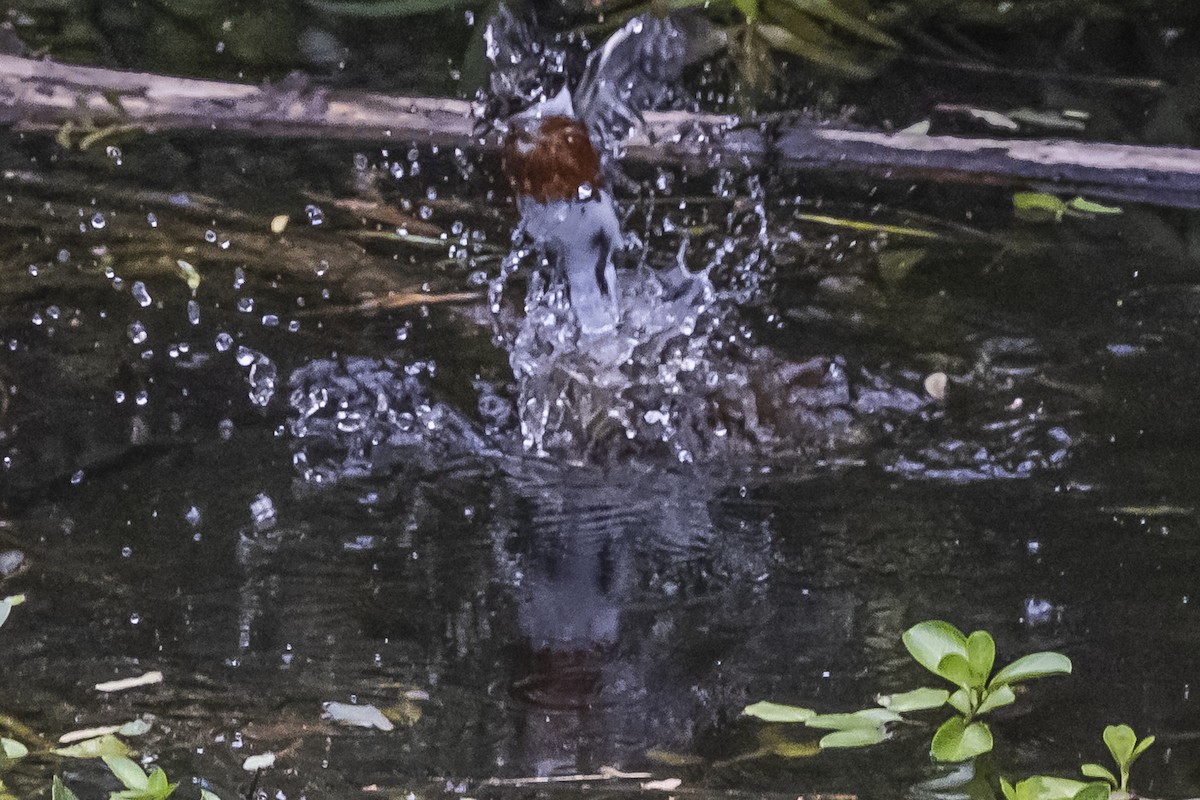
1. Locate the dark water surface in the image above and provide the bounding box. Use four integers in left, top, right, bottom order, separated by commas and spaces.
2, 131, 1200, 800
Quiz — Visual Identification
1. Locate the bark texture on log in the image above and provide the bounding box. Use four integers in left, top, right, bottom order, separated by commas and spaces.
3, 53, 1200, 208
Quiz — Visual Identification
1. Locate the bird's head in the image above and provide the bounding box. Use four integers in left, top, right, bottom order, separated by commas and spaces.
502, 89, 604, 204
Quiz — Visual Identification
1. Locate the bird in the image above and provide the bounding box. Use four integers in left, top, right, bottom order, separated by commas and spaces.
483, 6, 723, 337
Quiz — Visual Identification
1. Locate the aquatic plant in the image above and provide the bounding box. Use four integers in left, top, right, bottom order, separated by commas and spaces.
743, 620, 1072, 762
101, 756, 179, 800
0, 595, 28, 793
995, 725, 1156, 800
1080, 725, 1155, 799
902, 620, 1072, 762
998, 775, 1109, 800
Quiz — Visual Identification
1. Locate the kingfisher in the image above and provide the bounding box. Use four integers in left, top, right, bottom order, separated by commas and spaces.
483, 6, 722, 336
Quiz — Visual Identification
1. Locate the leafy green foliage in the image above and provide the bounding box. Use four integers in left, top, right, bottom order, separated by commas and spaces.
103, 756, 178, 800
742, 701, 815, 722
902, 621, 1070, 762
53, 776, 81, 800
875, 686, 949, 712
1000, 775, 1110, 800
1080, 724, 1154, 796
743, 620, 1070, 760
1013, 192, 1123, 222
55, 734, 132, 759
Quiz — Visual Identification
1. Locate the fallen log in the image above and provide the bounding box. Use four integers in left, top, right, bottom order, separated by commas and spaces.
3, 53, 1200, 209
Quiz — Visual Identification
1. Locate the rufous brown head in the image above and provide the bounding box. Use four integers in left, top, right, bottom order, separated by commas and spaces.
502, 116, 605, 204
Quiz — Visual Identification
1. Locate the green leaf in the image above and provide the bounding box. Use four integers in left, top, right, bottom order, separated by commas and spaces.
733, 0, 758, 22
876, 687, 949, 712
877, 247, 927, 285
760, 730, 822, 759
966, 631, 996, 682
118, 719, 154, 737
1072, 782, 1112, 800
797, 213, 943, 239
175, 260, 201, 293
1028, 776, 1091, 800
199, 791, 221, 800
976, 684, 1016, 716
53, 776, 81, 800
947, 688, 972, 715
1103, 724, 1136, 764
1067, 197, 1123, 216
991, 652, 1072, 686
930, 717, 993, 762
819, 726, 888, 748
0, 739, 27, 760
754, 23, 878, 80
742, 701, 815, 723
1000, 777, 1017, 800
1080, 764, 1117, 787
55, 734, 131, 759
1131, 734, 1155, 759
937, 653, 977, 688
1013, 192, 1067, 222
103, 756, 148, 791
807, 709, 901, 730
903, 621, 969, 679
779, 0, 899, 48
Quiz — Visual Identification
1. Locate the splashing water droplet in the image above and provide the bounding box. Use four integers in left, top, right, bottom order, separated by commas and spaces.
187, 300, 201, 326
127, 321, 148, 344
91, 212, 106, 229
132, 282, 152, 307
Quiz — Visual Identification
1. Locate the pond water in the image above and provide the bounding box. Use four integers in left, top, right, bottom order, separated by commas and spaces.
2, 116, 1200, 800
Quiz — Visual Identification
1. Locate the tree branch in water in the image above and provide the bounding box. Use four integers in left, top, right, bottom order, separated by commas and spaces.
3, 54, 1200, 209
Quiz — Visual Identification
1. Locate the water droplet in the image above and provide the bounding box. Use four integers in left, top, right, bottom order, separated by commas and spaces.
187, 300, 201, 325
146, 212, 158, 228
132, 281, 152, 307
91, 212, 106, 229
205, 229, 217, 243
215, 332, 234, 352
237, 297, 254, 313
105, 145, 122, 165
305, 204, 324, 225
250, 493, 277, 530
127, 321, 148, 344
